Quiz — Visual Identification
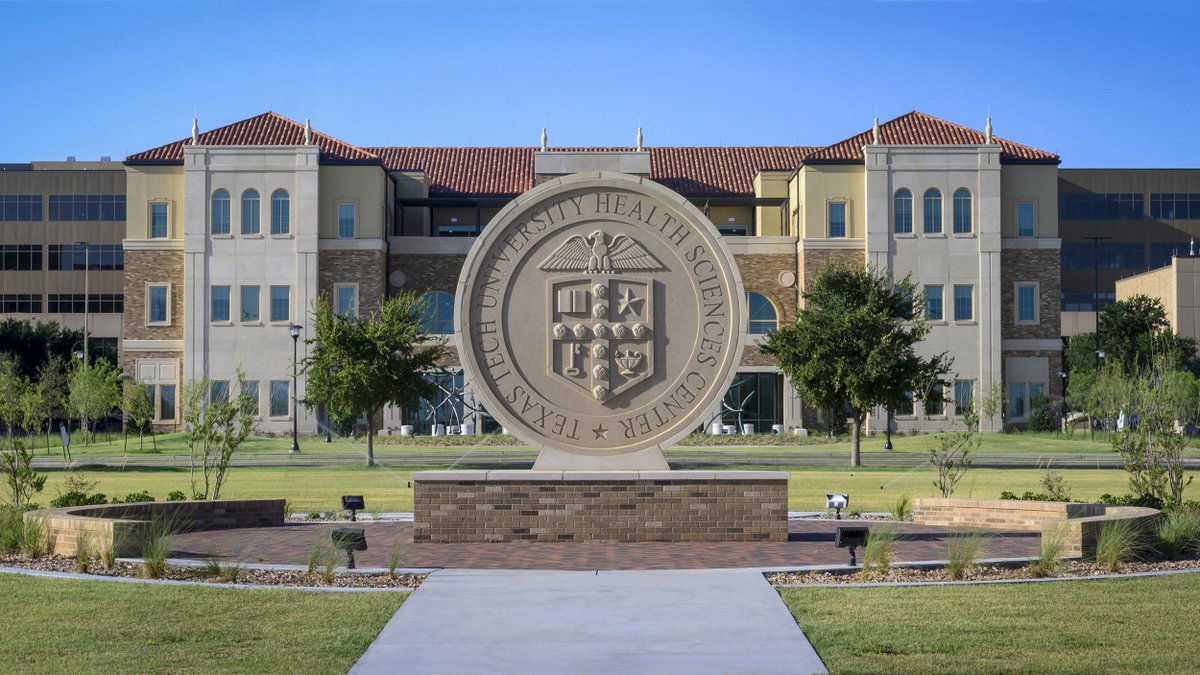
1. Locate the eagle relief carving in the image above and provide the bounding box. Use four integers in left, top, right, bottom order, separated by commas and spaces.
539, 231, 666, 274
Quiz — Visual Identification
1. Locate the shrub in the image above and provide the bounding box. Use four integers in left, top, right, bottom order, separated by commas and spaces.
0, 508, 23, 553
1095, 519, 1145, 573
946, 532, 986, 581
1029, 525, 1067, 578
166, 490, 187, 502
111, 491, 155, 505
1098, 493, 1164, 509
861, 528, 897, 576
1039, 462, 1072, 502
1027, 393, 1056, 432
890, 494, 913, 521
49, 491, 109, 508
1158, 509, 1200, 560
201, 554, 245, 583
999, 490, 1072, 503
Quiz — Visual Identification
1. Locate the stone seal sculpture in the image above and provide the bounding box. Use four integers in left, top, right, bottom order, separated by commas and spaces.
457, 172, 745, 469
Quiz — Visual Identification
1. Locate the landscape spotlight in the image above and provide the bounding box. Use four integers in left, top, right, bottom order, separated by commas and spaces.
342, 495, 365, 522
826, 493, 849, 520
835, 526, 869, 566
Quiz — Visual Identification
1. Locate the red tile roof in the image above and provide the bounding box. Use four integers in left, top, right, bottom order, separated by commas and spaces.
126, 112, 378, 163
804, 111, 1058, 164
367, 146, 813, 196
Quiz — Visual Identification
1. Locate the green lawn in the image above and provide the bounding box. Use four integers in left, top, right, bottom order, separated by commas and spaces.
35, 463, 1166, 513
0, 574, 403, 674
780, 574, 1200, 674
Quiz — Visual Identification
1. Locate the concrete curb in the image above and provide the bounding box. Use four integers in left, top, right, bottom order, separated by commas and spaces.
772, 565, 1200, 588
0, 565, 420, 592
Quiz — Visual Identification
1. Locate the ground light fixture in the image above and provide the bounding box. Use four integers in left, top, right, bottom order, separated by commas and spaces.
289, 323, 302, 453
826, 493, 849, 520
835, 526, 869, 566
331, 528, 367, 569
342, 495, 365, 522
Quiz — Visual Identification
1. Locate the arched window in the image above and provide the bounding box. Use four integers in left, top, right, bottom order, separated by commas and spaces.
420, 291, 455, 334
211, 189, 230, 235
923, 188, 942, 234
953, 188, 972, 234
747, 291, 778, 334
241, 189, 260, 235
270, 189, 290, 235
894, 188, 913, 234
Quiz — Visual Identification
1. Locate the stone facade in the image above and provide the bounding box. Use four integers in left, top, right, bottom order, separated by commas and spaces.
122, 250, 184, 341
413, 471, 788, 543
734, 253, 797, 325
389, 253, 466, 293
740, 345, 776, 367
799, 248, 865, 299
1001, 248, 1062, 339
319, 249, 387, 317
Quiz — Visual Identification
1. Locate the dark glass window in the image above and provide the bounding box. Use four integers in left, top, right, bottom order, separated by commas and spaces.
1060, 291, 1115, 312
0, 245, 42, 270
721, 372, 783, 432
1150, 242, 1190, 269
0, 294, 42, 313
46, 294, 123, 313
420, 291, 455, 334
894, 189, 913, 234
48, 243, 123, 271
747, 292, 778, 334
1150, 194, 1200, 220
48, 195, 125, 221
1058, 193, 1143, 220
1061, 242, 1144, 270
0, 195, 43, 221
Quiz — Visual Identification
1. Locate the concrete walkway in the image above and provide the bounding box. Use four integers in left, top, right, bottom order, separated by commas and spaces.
350, 568, 827, 674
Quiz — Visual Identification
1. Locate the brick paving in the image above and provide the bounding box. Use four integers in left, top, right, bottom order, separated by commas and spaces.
170, 519, 1040, 571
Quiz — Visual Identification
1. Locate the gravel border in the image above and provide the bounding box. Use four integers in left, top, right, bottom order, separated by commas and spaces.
0, 565, 420, 592
771, 565, 1200, 588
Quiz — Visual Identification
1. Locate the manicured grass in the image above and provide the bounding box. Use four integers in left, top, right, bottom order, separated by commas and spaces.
34, 463, 1167, 513
780, 574, 1200, 674
0, 574, 404, 674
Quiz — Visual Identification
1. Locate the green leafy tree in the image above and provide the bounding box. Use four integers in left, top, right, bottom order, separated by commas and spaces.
929, 406, 980, 497
299, 291, 447, 467
182, 369, 257, 499
761, 260, 951, 467
0, 318, 83, 379
0, 357, 26, 448
37, 356, 71, 455
121, 380, 156, 451
18, 384, 47, 448
68, 359, 120, 447
1, 440, 45, 509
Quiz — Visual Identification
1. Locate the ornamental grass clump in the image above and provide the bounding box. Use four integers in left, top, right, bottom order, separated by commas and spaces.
18, 516, 48, 558
1158, 508, 1200, 561
0, 508, 22, 553
73, 531, 93, 574
1029, 525, 1067, 578
945, 532, 986, 581
1095, 519, 1146, 573
861, 527, 898, 577
891, 494, 913, 522
138, 515, 182, 579
387, 539, 404, 579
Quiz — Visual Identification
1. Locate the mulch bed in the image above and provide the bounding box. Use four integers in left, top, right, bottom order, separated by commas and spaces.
768, 558, 1200, 585
0, 553, 424, 589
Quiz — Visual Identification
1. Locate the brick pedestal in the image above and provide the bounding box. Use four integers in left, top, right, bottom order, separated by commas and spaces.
413, 470, 789, 543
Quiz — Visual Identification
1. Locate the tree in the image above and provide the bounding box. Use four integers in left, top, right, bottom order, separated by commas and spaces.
300, 291, 447, 467
0, 357, 25, 448
1, 440, 45, 510
68, 359, 120, 446
18, 384, 47, 449
0, 318, 83, 379
37, 356, 71, 455
929, 405, 980, 497
121, 380, 156, 451
183, 370, 257, 500
761, 260, 950, 467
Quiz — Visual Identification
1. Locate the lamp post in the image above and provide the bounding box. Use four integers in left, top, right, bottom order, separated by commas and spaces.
1084, 236, 1111, 370
74, 241, 90, 364
289, 323, 302, 453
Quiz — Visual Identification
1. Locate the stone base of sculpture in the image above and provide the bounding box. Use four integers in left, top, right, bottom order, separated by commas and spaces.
412, 470, 788, 543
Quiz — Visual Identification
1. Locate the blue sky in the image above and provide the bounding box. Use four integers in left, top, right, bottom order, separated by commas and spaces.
1, 0, 1197, 167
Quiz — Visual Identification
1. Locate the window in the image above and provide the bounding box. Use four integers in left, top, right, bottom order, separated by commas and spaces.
211, 286, 230, 322
150, 203, 168, 238
924, 285, 944, 321
828, 202, 846, 238
1009, 383, 1026, 419
1017, 202, 1035, 237
335, 284, 358, 318
269, 380, 289, 417
0, 245, 42, 270
924, 383, 945, 416
48, 244, 123, 271
954, 379, 975, 415
270, 286, 290, 322
147, 284, 169, 324
270, 189, 289, 234
240, 286, 260, 322
241, 380, 259, 416
241, 189, 260, 235
1030, 382, 1046, 399
0, 294, 42, 313
159, 385, 176, 421
1151, 242, 1190, 269
953, 188, 972, 234
721, 373, 784, 431
420, 291, 454, 334
1058, 193, 1143, 220
338, 203, 356, 238
1061, 242, 1145, 270
211, 189, 230, 235
1061, 291, 1115, 312
747, 292, 778, 334
1016, 283, 1037, 324
0, 195, 43, 221
895, 391, 915, 416
47, 294, 122, 313
953, 285, 973, 321
923, 188, 942, 234
894, 189, 913, 234
47, 195, 124, 221
210, 380, 229, 406
1151, 194, 1200, 220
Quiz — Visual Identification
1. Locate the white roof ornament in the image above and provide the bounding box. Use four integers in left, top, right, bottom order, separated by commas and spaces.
637, 127, 644, 151
872, 117, 880, 145
191, 117, 199, 145
304, 118, 313, 145
540, 127, 548, 152
985, 116, 993, 144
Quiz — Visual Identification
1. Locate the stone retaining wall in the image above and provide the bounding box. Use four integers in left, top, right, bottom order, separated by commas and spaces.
28, 499, 286, 557
414, 470, 788, 543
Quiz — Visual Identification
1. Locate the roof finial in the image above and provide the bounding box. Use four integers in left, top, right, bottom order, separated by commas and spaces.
985, 116, 993, 144
872, 117, 880, 145
191, 116, 199, 145
636, 127, 644, 151
304, 118, 313, 145
540, 127, 548, 152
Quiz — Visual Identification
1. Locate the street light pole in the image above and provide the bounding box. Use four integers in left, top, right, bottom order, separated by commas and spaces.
75, 241, 90, 365
1085, 236, 1111, 370
289, 323, 302, 453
